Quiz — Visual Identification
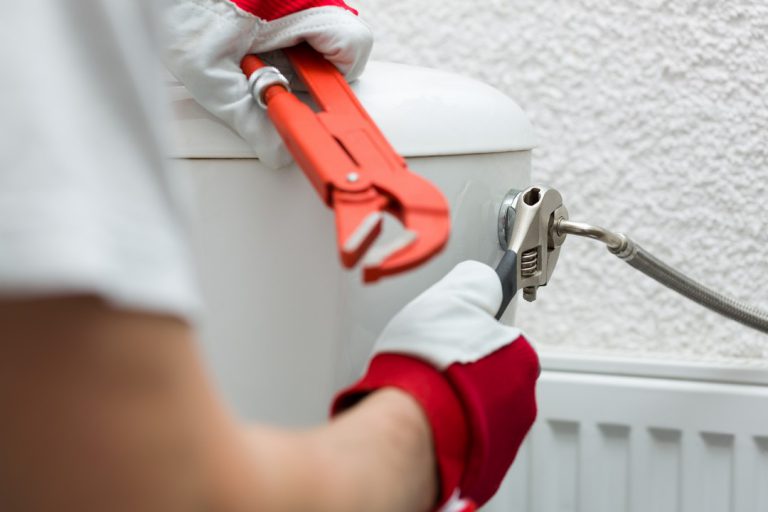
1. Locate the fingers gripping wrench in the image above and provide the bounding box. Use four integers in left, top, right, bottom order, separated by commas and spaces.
241, 45, 451, 282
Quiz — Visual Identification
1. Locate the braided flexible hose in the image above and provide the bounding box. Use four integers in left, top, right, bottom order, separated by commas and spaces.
556, 219, 768, 335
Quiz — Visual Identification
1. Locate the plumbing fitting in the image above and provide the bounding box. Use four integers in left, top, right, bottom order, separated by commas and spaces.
495, 185, 768, 334
247, 65, 290, 109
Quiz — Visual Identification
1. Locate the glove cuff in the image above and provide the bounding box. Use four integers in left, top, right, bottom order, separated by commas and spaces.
332, 354, 470, 509
230, 0, 357, 21
444, 335, 539, 505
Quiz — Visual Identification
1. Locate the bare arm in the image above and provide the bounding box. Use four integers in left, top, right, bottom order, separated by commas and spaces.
0, 297, 436, 512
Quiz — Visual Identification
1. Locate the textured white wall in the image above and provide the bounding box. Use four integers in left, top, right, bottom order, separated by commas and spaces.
352, 0, 768, 364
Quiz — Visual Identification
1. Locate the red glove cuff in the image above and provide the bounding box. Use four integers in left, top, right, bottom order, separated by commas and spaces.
332, 354, 470, 509
333, 336, 539, 508
445, 336, 539, 504
230, 0, 357, 21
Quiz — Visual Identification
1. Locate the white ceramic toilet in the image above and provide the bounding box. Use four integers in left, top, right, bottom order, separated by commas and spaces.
168, 61, 535, 426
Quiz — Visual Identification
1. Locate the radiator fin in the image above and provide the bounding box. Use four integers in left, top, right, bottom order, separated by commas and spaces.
592, 424, 630, 512
548, 420, 580, 512
695, 433, 734, 512
648, 428, 682, 512
754, 437, 768, 512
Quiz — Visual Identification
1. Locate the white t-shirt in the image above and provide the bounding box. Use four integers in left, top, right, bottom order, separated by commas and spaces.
0, 1, 201, 320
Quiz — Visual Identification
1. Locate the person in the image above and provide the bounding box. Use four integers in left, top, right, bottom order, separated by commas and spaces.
0, 1, 539, 510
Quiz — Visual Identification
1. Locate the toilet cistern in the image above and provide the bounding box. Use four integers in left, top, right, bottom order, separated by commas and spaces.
241, 45, 451, 283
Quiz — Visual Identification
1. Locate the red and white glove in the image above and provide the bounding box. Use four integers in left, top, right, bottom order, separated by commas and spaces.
333, 261, 540, 510
164, 0, 372, 167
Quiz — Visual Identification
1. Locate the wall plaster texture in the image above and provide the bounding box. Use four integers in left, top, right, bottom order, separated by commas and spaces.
352, 0, 768, 365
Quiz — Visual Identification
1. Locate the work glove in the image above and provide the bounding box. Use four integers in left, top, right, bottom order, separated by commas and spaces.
164, 0, 373, 168
333, 261, 540, 511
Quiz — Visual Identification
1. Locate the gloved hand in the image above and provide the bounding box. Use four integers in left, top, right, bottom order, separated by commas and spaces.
332, 261, 540, 511
164, 0, 373, 168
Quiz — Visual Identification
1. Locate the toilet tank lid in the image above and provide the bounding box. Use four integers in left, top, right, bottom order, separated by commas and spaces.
168, 61, 536, 159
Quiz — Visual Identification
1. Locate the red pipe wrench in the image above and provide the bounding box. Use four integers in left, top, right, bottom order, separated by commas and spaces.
241, 44, 450, 282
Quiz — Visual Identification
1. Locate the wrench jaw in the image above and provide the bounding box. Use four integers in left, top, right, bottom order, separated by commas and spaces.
336, 188, 451, 282
363, 232, 449, 282
359, 166, 452, 282
337, 212, 383, 268
362, 208, 451, 283
333, 186, 450, 279
334, 191, 386, 268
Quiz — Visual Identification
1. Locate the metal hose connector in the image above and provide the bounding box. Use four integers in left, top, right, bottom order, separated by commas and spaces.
555, 219, 768, 335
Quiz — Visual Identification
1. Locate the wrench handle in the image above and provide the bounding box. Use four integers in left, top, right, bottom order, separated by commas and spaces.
495, 250, 518, 319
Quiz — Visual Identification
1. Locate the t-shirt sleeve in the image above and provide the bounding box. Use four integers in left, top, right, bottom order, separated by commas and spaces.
0, 2, 202, 321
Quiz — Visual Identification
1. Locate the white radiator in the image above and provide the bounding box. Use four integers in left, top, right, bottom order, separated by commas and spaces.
485, 354, 768, 512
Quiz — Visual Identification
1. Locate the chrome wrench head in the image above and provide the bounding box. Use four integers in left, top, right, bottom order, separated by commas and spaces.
498, 186, 568, 301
